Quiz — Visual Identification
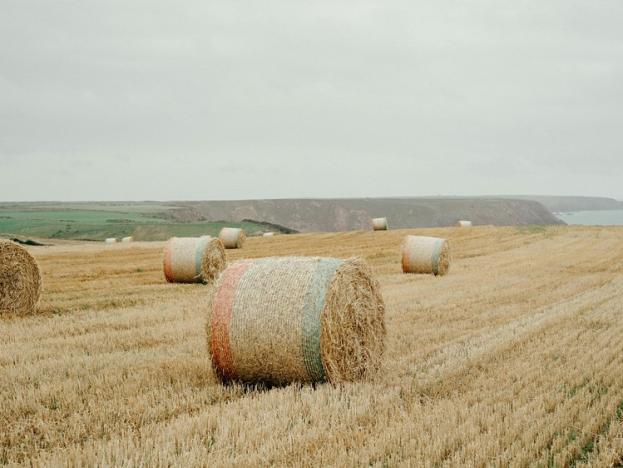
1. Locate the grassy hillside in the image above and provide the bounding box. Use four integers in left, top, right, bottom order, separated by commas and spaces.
0, 203, 273, 241
2, 226, 623, 465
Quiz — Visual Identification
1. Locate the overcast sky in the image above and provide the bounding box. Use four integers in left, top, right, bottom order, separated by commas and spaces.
1, 1, 622, 201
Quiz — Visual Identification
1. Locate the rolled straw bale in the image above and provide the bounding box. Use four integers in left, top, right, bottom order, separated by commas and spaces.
456, 220, 472, 227
401, 235, 450, 276
219, 227, 246, 249
104, 238, 117, 244
121, 236, 133, 243
0, 240, 42, 315
163, 236, 226, 284
207, 256, 386, 385
372, 217, 388, 231
262, 232, 275, 237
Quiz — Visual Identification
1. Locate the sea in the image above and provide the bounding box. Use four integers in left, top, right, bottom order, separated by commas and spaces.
555, 210, 623, 226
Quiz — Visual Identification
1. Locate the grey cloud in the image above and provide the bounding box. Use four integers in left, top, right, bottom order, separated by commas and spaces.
1, 0, 622, 200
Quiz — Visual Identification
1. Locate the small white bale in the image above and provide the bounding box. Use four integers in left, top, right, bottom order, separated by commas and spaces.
372, 218, 388, 231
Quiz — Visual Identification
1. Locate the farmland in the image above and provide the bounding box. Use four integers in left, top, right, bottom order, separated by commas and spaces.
1, 226, 623, 466
0, 203, 271, 241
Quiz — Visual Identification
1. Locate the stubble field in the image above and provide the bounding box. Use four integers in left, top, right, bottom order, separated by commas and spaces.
1, 226, 623, 466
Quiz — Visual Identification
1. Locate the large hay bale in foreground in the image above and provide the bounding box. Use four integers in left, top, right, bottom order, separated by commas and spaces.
207, 256, 386, 385
372, 217, 388, 231
456, 220, 472, 227
104, 238, 117, 244
163, 236, 226, 284
0, 240, 42, 315
401, 235, 450, 276
121, 236, 133, 243
219, 227, 246, 249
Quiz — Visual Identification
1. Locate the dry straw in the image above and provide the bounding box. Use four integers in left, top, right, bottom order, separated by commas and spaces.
372, 217, 388, 231
401, 235, 450, 276
262, 232, 275, 237
0, 240, 42, 316
207, 256, 386, 385
104, 238, 117, 244
457, 220, 472, 227
163, 236, 226, 284
219, 227, 246, 249
121, 236, 133, 243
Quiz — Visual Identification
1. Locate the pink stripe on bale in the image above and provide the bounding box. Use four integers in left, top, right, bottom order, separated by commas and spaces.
163, 243, 174, 283
210, 261, 251, 380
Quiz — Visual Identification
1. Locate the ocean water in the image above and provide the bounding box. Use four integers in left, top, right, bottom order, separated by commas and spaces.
555, 210, 623, 226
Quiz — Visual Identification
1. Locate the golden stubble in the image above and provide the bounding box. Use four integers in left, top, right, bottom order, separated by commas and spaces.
1, 226, 623, 466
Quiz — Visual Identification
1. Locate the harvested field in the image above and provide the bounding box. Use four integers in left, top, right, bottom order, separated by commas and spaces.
1, 226, 623, 466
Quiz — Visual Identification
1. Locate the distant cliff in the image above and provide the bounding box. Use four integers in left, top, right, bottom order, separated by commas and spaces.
160, 197, 564, 232
496, 196, 623, 212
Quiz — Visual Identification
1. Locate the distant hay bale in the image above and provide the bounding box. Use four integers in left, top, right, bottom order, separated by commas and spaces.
163, 236, 226, 284
372, 217, 388, 231
0, 240, 42, 316
456, 220, 472, 227
401, 235, 450, 276
104, 238, 117, 244
219, 227, 246, 249
207, 256, 386, 385
262, 232, 275, 237
121, 236, 133, 243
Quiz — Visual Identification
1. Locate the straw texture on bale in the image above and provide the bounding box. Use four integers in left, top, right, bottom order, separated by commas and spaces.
163, 236, 226, 284
121, 236, 133, 243
457, 220, 472, 227
0, 240, 42, 316
372, 217, 388, 231
262, 232, 275, 237
104, 238, 117, 244
207, 256, 386, 385
219, 227, 246, 249
401, 235, 450, 276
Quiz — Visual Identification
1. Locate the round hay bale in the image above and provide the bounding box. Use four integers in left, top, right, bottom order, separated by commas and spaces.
0, 240, 42, 316
219, 227, 246, 249
104, 238, 117, 244
262, 232, 275, 237
207, 256, 386, 385
401, 235, 450, 276
456, 220, 472, 227
372, 217, 388, 231
121, 236, 133, 243
163, 236, 226, 284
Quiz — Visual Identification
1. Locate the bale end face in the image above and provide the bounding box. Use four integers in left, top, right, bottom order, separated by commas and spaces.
207, 256, 385, 385
320, 258, 386, 382
0, 240, 42, 316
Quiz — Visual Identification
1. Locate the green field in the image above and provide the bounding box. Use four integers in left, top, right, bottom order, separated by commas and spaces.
0, 204, 270, 241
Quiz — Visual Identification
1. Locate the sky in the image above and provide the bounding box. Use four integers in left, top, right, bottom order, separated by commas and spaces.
1, 1, 622, 201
